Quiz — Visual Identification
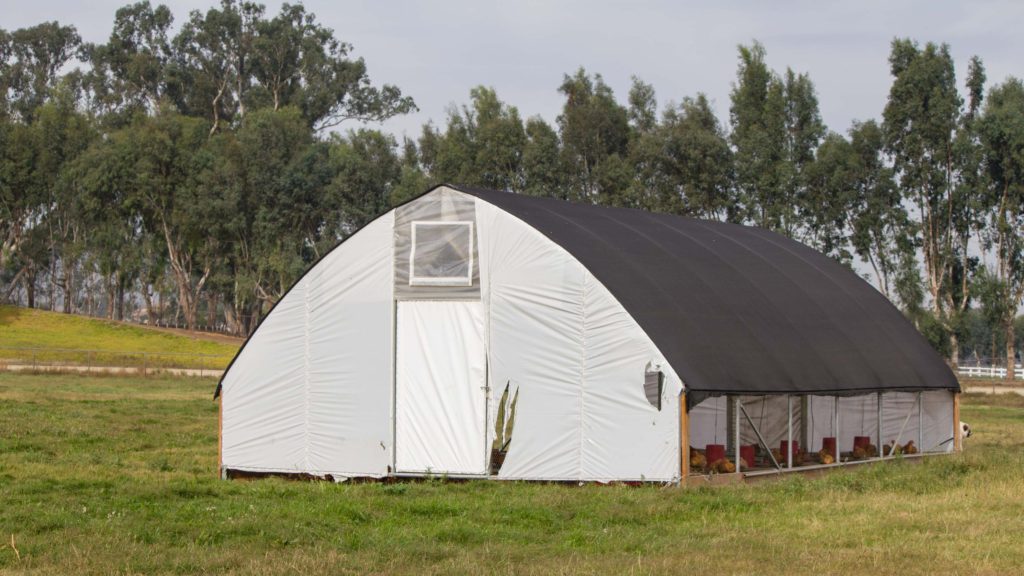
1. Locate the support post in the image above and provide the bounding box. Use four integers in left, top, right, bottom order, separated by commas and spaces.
834, 396, 840, 442
953, 392, 962, 453
734, 396, 741, 475
680, 392, 690, 479
877, 392, 883, 458
787, 395, 793, 470
218, 392, 224, 479
800, 395, 810, 453
917, 392, 923, 452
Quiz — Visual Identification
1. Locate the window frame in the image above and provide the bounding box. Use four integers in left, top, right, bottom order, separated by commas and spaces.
408, 220, 475, 287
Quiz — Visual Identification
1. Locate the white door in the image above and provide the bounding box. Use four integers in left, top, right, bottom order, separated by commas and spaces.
395, 300, 487, 474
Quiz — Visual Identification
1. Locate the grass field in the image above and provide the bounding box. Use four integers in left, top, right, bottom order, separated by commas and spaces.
0, 306, 239, 369
2, 373, 1023, 575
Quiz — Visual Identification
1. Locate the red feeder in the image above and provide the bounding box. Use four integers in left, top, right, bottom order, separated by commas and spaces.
821, 437, 837, 459
740, 445, 756, 468
705, 444, 726, 464
780, 441, 799, 464
853, 436, 871, 451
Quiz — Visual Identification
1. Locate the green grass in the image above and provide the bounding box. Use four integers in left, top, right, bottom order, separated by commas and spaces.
1, 374, 1023, 575
0, 305, 238, 369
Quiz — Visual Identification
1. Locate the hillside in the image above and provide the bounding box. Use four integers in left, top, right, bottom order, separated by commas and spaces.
0, 305, 240, 369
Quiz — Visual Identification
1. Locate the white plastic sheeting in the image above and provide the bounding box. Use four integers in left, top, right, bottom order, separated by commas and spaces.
221, 213, 395, 476
395, 300, 488, 474
476, 199, 682, 482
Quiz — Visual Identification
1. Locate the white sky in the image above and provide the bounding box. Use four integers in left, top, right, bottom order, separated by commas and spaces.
4, 0, 1023, 141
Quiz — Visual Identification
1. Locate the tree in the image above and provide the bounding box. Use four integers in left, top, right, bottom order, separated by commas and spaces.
730, 42, 824, 235
557, 68, 630, 204
800, 132, 855, 262
0, 22, 81, 122
415, 86, 526, 191
248, 3, 416, 131
81, 1, 175, 119
659, 94, 735, 219
883, 39, 974, 366
521, 117, 562, 198
845, 120, 914, 301
977, 77, 1024, 377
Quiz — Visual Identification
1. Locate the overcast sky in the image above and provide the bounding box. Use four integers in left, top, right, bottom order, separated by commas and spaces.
4, 0, 1023, 140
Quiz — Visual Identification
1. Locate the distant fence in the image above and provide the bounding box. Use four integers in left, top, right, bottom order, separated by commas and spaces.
0, 347, 234, 378
958, 365, 1024, 380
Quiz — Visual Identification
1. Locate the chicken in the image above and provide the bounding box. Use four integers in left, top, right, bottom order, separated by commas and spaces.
818, 449, 835, 465
852, 445, 867, 460
902, 441, 918, 455
865, 443, 878, 458
690, 452, 707, 471
793, 451, 806, 466
713, 458, 736, 474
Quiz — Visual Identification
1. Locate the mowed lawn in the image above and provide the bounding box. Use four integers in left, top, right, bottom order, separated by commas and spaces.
0, 306, 238, 369
2, 374, 1024, 575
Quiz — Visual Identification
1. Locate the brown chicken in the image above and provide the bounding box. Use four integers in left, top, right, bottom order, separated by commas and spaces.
818, 449, 835, 465
690, 452, 707, 471
865, 443, 878, 458
712, 458, 736, 474
902, 441, 918, 455
852, 445, 867, 460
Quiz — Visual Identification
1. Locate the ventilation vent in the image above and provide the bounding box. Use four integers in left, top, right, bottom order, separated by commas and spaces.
644, 366, 664, 411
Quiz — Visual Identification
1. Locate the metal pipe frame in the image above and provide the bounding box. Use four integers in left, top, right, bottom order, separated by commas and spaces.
740, 402, 781, 470
787, 395, 793, 470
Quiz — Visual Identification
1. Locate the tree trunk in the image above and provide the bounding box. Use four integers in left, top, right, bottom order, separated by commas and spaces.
25, 271, 35, 308
142, 285, 156, 326
206, 292, 217, 331
63, 261, 74, 314
115, 280, 125, 321
949, 332, 960, 370
1007, 320, 1016, 382
107, 280, 116, 320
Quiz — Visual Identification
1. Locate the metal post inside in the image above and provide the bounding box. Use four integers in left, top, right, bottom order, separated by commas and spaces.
787, 395, 793, 469
918, 391, 923, 452
734, 396, 741, 474
834, 395, 840, 441
877, 392, 883, 458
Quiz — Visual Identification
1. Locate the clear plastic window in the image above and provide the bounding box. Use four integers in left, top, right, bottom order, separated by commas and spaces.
409, 221, 474, 286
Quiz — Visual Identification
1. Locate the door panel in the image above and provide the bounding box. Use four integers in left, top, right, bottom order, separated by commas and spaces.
395, 300, 487, 474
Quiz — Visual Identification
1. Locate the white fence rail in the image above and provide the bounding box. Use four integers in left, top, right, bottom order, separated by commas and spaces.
958, 365, 1024, 380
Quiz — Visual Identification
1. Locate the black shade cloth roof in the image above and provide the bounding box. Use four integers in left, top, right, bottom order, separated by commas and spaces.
456, 185, 959, 403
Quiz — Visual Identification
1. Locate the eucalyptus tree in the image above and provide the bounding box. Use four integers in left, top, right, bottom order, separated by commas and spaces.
0, 22, 81, 122
800, 132, 856, 262
845, 120, 913, 301
882, 39, 977, 365
976, 77, 1024, 375
730, 42, 825, 236
730, 42, 786, 230
81, 1, 175, 120
416, 86, 526, 191
658, 94, 735, 220
557, 68, 631, 204
520, 117, 563, 198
